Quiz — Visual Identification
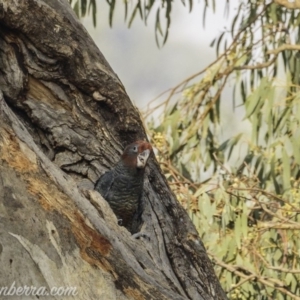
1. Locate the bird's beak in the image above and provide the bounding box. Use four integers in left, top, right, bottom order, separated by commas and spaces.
137, 149, 150, 168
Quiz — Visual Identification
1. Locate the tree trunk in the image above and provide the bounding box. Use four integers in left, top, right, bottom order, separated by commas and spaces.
0, 1, 227, 299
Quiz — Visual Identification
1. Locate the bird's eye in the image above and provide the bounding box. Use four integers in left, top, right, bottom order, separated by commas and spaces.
132, 146, 138, 152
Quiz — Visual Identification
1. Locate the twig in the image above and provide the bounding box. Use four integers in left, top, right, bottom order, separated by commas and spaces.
255, 251, 300, 274
274, 0, 300, 9
209, 252, 300, 299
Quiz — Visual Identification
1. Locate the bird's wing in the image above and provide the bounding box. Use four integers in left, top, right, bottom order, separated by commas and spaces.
94, 171, 115, 198
131, 191, 144, 233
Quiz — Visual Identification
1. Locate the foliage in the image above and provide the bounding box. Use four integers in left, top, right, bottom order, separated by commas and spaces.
69, 0, 196, 46
151, 128, 300, 299
146, 1, 300, 299
69, 0, 97, 26
72, 0, 300, 298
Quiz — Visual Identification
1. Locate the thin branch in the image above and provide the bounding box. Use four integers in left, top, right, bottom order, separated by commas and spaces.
213, 152, 232, 174
229, 187, 300, 212
259, 203, 300, 227
274, 0, 300, 9
209, 252, 300, 300
234, 56, 277, 71
228, 274, 256, 292
257, 223, 300, 230
268, 44, 300, 55
255, 251, 300, 274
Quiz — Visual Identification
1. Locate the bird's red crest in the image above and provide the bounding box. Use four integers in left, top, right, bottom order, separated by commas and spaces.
134, 140, 152, 153
121, 140, 152, 168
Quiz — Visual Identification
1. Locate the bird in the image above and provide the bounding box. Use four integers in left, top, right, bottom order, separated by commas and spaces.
94, 140, 152, 234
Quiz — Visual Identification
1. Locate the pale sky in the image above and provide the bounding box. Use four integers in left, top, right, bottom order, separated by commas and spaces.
82, 1, 234, 109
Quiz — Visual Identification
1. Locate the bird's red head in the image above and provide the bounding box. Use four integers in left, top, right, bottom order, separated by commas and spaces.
121, 140, 152, 169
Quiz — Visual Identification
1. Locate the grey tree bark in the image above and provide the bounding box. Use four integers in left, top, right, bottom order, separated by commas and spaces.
0, 1, 227, 299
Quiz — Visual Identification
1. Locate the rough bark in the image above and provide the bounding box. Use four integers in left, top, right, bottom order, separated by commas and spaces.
0, 1, 227, 299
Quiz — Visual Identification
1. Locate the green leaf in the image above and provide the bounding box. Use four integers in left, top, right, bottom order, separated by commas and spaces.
108, 0, 116, 27
199, 193, 214, 223
251, 113, 258, 144
235, 215, 241, 249
202, 2, 207, 28
228, 134, 243, 161
88, 0, 97, 26
124, 0, 128, 21
155, 8, 162, 47
81, 0, 87, 17
216, 32, 225, 57
188, 0, 193, 12
73, 0, 80, 17
163, 0, 172, 45
128, 3, 140, 28
282, 147, 291, 191
291, 133, 300, 165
